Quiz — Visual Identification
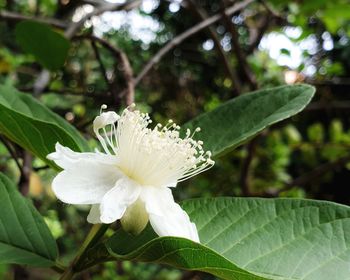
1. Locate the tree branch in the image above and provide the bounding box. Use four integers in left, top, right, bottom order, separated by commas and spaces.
74, 35, 135, 105
0, 136, 22, 174
284, 155, 350, 191
18, 151, 32, 196
33, 0, 141, 97
90, 40, 114, 93
239, 136, 260, 196
134, 0, 255, 86
246, 14, 270, 54
0, 10, 68, 28
64, 0, 141, 39
0, 136, 32, 195
185, 0, 242, 95
221, 0, 257, 89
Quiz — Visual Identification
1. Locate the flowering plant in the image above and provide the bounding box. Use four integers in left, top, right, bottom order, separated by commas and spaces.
1, 84, 350, 280
48, 104, 214, 242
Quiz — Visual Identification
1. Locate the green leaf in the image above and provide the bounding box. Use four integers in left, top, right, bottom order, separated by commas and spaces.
0, 84, 89, 168
184, 84, 315, 157
105, 197, 350, 280
105, 229, 264, 280
0, 173, 58, 266
15, 21, 70, 70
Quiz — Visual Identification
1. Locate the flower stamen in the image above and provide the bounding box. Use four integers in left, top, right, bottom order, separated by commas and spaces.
93, 106, 214, 187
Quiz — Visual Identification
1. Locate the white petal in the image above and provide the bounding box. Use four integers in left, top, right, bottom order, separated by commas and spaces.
47, 143, 118, 169
87, 204, 101, 224
142, 187, 200, 242
51, 158, 122, 204
93, 111, 119, 132
120, 199, 149, 235
100, 178, 141, 224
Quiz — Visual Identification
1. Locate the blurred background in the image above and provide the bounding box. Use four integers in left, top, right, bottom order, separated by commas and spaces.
1, 0, 350, 279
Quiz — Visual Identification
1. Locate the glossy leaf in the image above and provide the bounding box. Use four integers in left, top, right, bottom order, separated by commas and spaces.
0, 84, 89, 168
105, 197, 350, 280
0, 173, 58, 266
184, 84, 315, 157
15, 21, 70, 70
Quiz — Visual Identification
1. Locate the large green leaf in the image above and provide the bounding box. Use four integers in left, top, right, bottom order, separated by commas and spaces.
104, 197, 350, 280
15, 21, 70, 70
0, 173, 58, 266
184, 84, 315, 157
0, 84, 89, 168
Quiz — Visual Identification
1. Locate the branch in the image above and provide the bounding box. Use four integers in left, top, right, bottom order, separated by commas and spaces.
118, 51, 135, 105
0, 10, 67, 28
64, 0, 141, 39
306, 101, 350, 111
134, 0, 255, 86
185, 0, 242, 95
0, 136, 32, 195
33, 0, 141, 96
259, 0, 285, 22
0, 136, 22, 173
221, 0, 257, 89
18, 151, 32, 196
239, 136, 260, 196
90, 40, 114, 93
246, 14, 270, 54
273, 154, 350, 196
75, 35, 135, 105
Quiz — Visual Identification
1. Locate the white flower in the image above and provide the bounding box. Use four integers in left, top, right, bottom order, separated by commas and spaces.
48, 104, 214, 242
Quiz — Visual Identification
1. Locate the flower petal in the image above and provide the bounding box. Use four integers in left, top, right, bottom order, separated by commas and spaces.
142, 187, 200, 242
93, 111, 119, 132
121, 199, 149, 235
100, 178, 141, 224
87, 204, 101, 224
51, 158, 122, 204
48, 142, 118, 169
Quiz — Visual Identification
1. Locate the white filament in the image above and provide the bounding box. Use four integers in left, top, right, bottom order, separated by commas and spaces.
93, 105, 214, 187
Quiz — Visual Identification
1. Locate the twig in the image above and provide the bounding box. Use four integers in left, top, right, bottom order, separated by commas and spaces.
0, 10, 67, 28
118, 51, 135, 105
134, 0, 255, 86
18, 151, 32, 196
90, 40, 113, 93
0, 136, 22, 173
259, 0, 285, 21
0, 136, 32, 196
185, 0, 242, 95
282, 155, 350, 192
306, 101, 350, 111
75, 35, 135, 105
239, 136, 260, 196
33, 0, 141, 98
221, 0, 257, 89
246, 14, 270, 54
64, 0, 141, 39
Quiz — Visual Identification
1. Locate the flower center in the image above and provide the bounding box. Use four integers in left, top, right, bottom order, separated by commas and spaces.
93, 105, 214, 187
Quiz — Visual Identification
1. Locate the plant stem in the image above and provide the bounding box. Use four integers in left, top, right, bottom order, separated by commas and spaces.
59, 224, 109, 280
52, 262, 66, 273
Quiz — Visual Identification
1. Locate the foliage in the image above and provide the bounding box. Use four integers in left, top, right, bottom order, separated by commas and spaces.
0, 0, 350, 279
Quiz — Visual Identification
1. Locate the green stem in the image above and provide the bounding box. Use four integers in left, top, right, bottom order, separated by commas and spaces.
59, 224, 109, 280
52, 262, 66, 273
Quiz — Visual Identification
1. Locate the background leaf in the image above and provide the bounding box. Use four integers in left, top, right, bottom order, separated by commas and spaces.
184, 84, 315, 157
0, 173, 58, 267
15, 21, 70, 70
0, 84, 89, 168
105, 197, 350, 280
